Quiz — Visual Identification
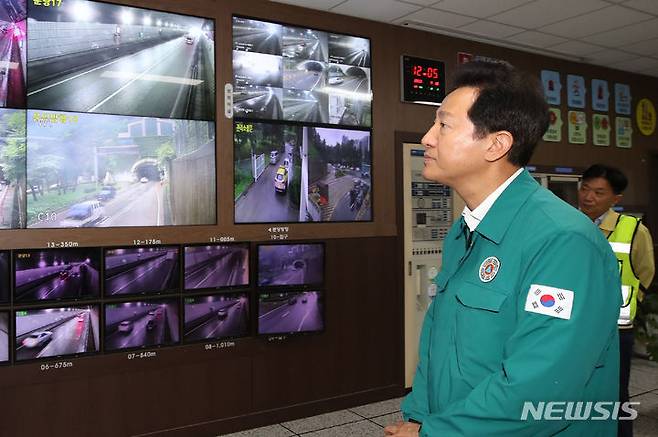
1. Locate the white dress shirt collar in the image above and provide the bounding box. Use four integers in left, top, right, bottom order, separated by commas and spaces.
461, 168, 524, 232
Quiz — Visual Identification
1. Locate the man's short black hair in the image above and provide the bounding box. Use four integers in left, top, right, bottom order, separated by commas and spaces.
451, 61, 550, 167
582, 164, 628, 194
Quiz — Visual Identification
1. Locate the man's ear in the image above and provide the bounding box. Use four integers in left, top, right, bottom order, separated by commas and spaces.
613, 193, 623, 207
485, 131, 513, 163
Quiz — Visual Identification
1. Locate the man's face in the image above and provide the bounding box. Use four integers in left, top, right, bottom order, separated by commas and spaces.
578, 177, 622, 220
421, 87, 489, 185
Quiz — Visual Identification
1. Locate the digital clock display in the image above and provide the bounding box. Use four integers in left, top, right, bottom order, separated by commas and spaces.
401, 55, 446, 105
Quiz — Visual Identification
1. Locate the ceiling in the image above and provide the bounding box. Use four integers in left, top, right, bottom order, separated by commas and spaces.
270, 0, 658, 78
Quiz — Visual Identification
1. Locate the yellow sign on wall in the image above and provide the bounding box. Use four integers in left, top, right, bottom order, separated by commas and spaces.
636, 98, 656, 136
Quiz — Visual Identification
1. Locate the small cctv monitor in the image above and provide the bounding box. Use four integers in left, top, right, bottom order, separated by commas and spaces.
104, 246, 180, 296
14, 248, 101, 303
257, 290, 324, 335
14, 305, 100, 362
183, 244, 249, 291
183, 293, 250, 343
104, 298, 180, 352
257, 243, 324, 288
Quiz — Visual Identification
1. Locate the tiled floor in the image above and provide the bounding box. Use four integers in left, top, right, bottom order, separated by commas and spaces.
222, 358, 658, 436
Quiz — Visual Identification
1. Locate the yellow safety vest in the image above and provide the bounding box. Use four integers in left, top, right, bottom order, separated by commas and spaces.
608, 214, 642, 326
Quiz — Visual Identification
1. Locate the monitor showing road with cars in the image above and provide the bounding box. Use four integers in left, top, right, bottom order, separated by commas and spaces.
14, 305, 100, 362
14, 247, 101, 302
234, 121, 371, 223
104, 298, 180, 352
183, 293, 250, 342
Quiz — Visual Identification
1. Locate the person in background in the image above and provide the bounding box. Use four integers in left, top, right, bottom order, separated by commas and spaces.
578, 164, 655, 437
384, 60, 621, 436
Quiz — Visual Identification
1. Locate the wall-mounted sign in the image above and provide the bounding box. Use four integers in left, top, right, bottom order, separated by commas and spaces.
543, 108, 563, 142
615, 83, 632, 115
568, 111, 587, 144
541, 70, 561, 105
401, 55, 446, 106
591, 79, 609, 112
616, 117, 633, 148
636, 98, 656, 136
457, 52, 473, 64
567, 75, 586, 108
592, 114, 610, 146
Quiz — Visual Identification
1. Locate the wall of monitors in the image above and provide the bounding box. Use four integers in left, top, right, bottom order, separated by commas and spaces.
0, 0, 216, 230
0, 241, 325, 364
232, 16, 374, 224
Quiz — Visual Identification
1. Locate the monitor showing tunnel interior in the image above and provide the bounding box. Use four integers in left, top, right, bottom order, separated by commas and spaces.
14, 304, 101, 362
13, 247, 101, 303
183, 243, 250, 291
232, 16, 371, 128
104, 246, 180, 296
104, 298, 180, 352
257, 243, 324, 288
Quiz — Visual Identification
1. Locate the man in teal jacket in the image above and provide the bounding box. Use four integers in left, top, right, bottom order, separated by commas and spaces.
385, 62, 620, 436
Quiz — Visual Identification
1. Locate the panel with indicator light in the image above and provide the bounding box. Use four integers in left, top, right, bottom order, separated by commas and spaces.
401, 55, 446, 106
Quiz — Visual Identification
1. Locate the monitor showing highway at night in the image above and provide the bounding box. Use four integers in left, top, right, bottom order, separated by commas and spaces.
234, 121, 372, 223
184, 244, 249, 291
14, 305, 100, 362
26, 0, 215, 121
14, 247, 101, 302
183, 293, 250, 343
104, 246, 180, 296
232, 16, 371, 128
257, 243, 324, 287
104, 298, 180, 352
257, 290, 324, 335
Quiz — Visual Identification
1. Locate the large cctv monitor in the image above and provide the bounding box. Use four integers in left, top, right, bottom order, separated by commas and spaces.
232, 16, 371, 128
14, 305, 101, 362
234, 121, 372, 223
26, 110, 216, 229
13, 247, 101, 303
27, 0, 216, 121
257, 290, 324, 335
257, 243, 324, 287
183, 293, 250, 343
183, 244, 249, 291
104, 298, 180, 352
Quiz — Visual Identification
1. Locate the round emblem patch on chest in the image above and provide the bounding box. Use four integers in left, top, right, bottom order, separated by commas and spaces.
479, 256, 500, 282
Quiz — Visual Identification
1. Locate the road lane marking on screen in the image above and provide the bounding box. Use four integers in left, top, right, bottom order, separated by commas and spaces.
27, 52, 143, 96
88, 49, 179, 113
0, 61, 19, 70
297, 310, 310, 331
156, 185, 162, 227
109, 257, 166, 294
99, 71, 203, 86
194, 262, 223, 288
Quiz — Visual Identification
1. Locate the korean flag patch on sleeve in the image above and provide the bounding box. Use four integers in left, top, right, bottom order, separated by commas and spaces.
524, 284, 574, 320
